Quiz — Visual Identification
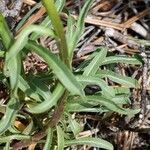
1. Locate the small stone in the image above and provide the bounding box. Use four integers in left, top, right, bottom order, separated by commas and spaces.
146, 105, 150, 110
139, 114, 143, 119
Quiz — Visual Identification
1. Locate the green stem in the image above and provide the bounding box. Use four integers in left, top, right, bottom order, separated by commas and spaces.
42, 0, 70, 68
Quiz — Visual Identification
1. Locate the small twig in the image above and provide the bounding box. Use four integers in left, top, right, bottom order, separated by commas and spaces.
48, 90, 68, 128
139, 46, 149, 123
12, 131, 46, 150
17, 6, 46, 33
23, 0, 36, 6
122, 8, 150, 28
104, 28, 140, 49
71, 14, 124, 30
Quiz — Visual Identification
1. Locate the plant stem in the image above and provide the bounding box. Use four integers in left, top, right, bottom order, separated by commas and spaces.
42, 0, 70, 68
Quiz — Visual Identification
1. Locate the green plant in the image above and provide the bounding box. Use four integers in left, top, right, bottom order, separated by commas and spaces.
0, 0, 142, 149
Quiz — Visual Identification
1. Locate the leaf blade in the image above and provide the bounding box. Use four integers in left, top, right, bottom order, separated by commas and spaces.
77, 75, 115, 98
83, 47, 107, 76
65, 137, 113, 150
57, 126, 65, 150
96, 70, 139, 88
102, 56, 142, 65
26, 41, 84, 96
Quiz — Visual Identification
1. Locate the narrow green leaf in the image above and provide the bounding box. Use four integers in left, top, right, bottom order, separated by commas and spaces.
5, 25, 56, 62
0, 14, 20, 95
66, 102, 106, 113
6, 55, 21, 94
67, 0, 94, 60
55, 0, 66, 12
8, 125, 21, 134
77, 75, 115, 98
0, 14, 13, 49
114, 87, 130, 95
3, 142, 10, 150
96, 70, 139, 88
83, 47, 107, 76
85, 95, 140, 115
0, 98, 19, 134
43, 128, 53, 150
18, 76, 43, 102
27, 76, 52, 101
66, 16, 76, 44
15, 3, 42, 31
0, 134, 30, 143
69, 116, 82, 136
66, 96, 106, 112
42, 0, 69, 67
111, 95, 130, 104
26, 83, 65, 114
26, 41, 84, 96
31, 0, 66, 40
102, 56, 142, 65
128, 37, 150, 46
0, 51, 4, 57
57, 126, 65, 150
65, 137, 113, 150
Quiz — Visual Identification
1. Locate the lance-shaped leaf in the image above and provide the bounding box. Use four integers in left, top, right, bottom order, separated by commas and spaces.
102, 56, 142, 65
26, 83, 65, 114
77, 75, 115, 98
67, 0, 94, 60
5, 25, 56, 62
43, 128, 53, 150
0, 14, 20, 94
83, 47, 107, 76
84, 95, 140, 115
65, 137, 113, 150
18, 76, 42, 102
57, 126, 65, 150
96, 70, 139, 88
0, 134, 30, 143
42, 0, 69, 66
0, 98, 20, 134
26, 41, 84, 96
66, 102, 106, 113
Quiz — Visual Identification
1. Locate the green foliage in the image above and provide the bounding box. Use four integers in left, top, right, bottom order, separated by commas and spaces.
65, 137, 114, 150
0, 0, 142, 149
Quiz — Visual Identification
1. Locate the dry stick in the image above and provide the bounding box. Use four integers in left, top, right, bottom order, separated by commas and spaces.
12, 131, 46, 150
70, 7, 150, 31
17, 7, 46, 33
17, 1, 70, 33
141, 53, 148, 114
73, 44, 128, 62
48, 90, 68, 128
105, 28, 140, 49
23, 0, 36, 5
122, 8, 150, 28
28, 143, 36, 150
18, 6, 149, 34
70, 14, 123, 30
139, 47, 149, 125
92, 0, 122, 16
